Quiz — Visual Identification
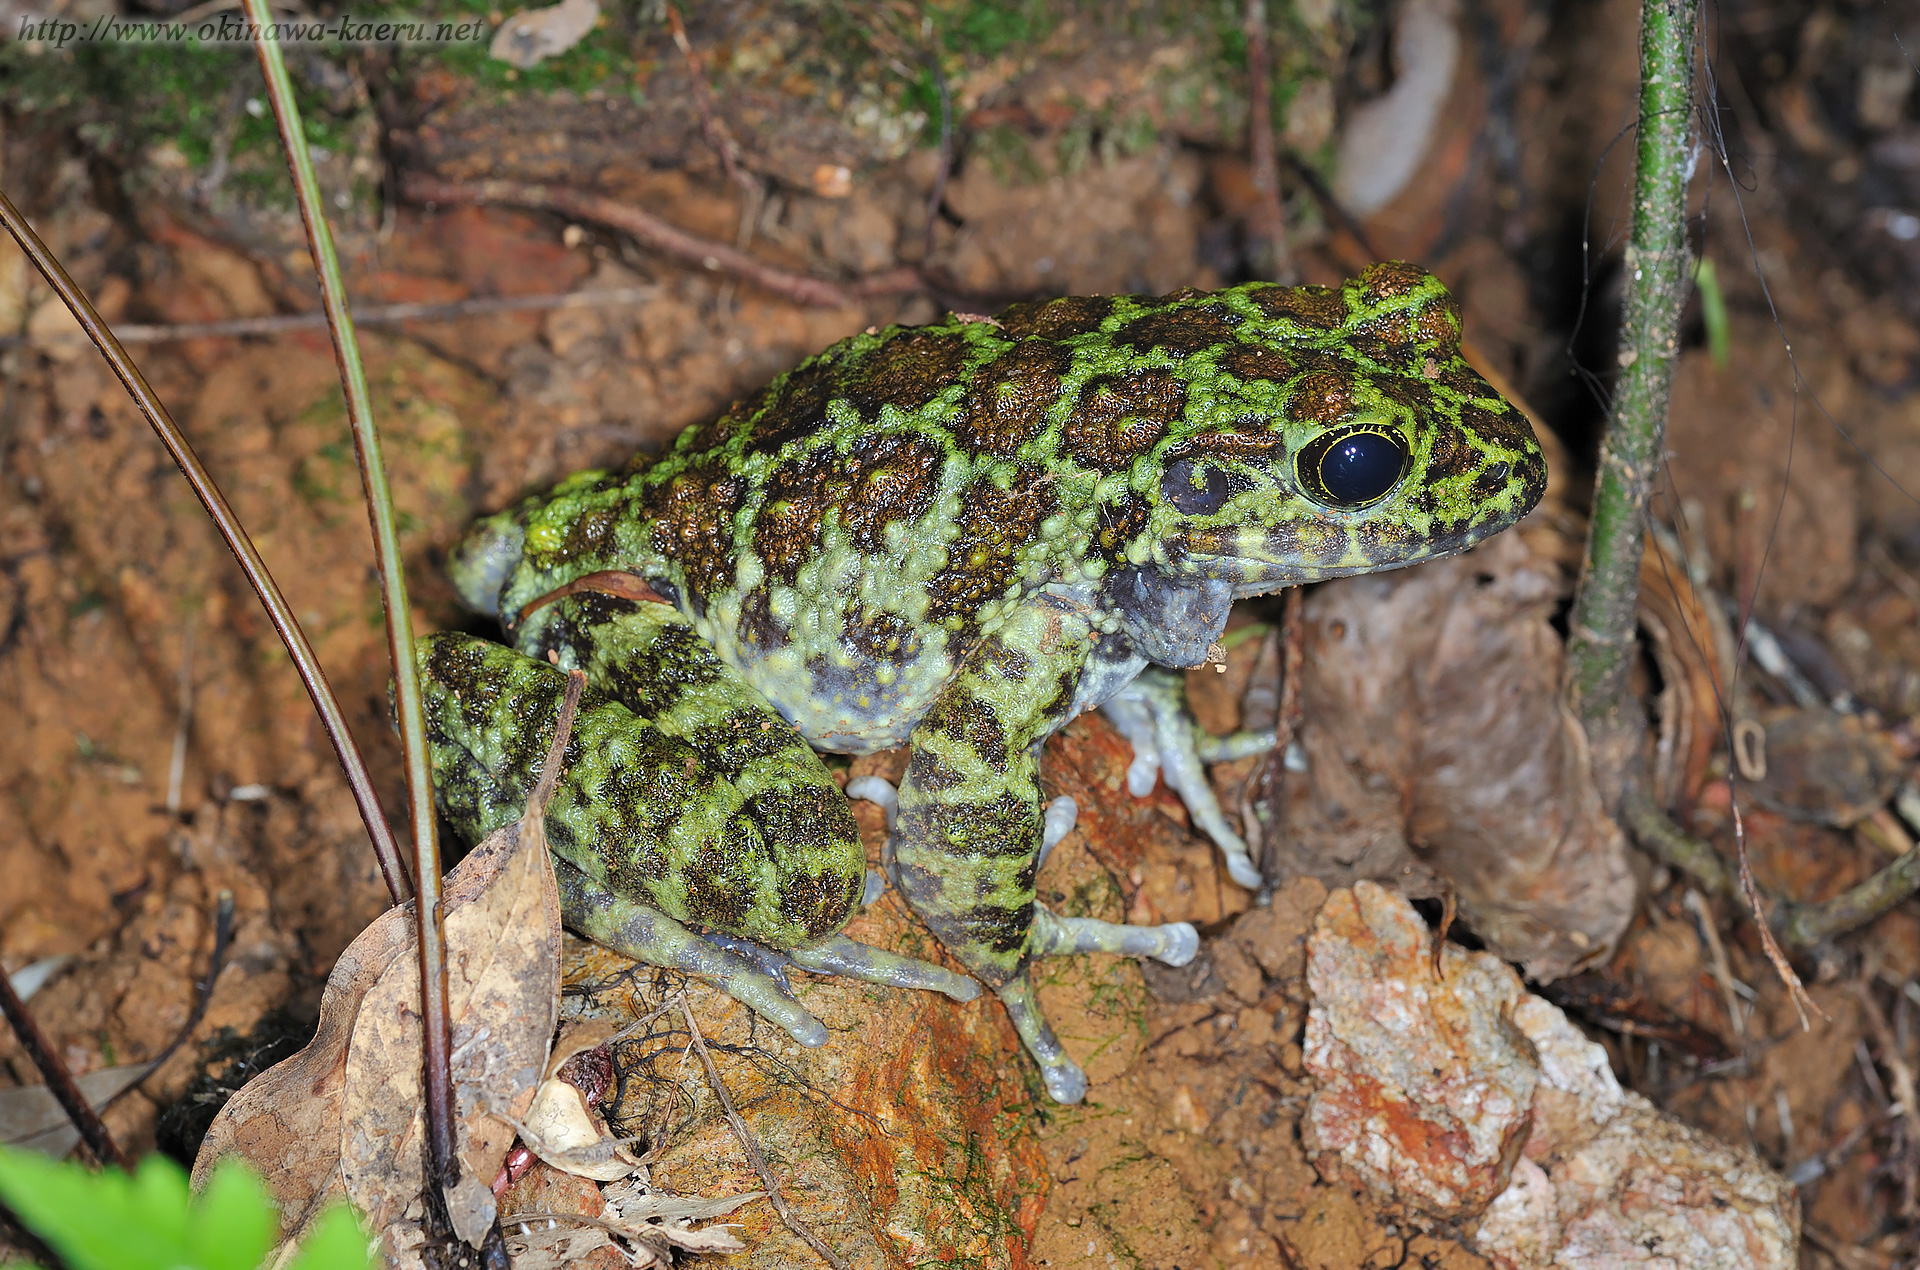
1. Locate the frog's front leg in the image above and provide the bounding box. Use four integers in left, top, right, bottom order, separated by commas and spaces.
420, 609, 974, 1048
1102, 668, 1275, 890
892, 602, 1198, 1104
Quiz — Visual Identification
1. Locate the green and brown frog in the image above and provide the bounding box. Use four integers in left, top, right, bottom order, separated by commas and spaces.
420, 260, 1546, 1103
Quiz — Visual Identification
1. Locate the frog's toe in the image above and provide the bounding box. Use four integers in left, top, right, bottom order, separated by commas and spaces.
698, 932, 796, 995
788, 934, 980, 1002
845, 776, 899, 829
1033, 906, 1199, 967
997, 974, 1087, 1104
1038, 795, 1078, 868
557, 860, 829, 1048
861, 869, 888, 908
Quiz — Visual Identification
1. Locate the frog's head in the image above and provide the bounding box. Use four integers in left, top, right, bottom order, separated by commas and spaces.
1106, 263, 1547, 594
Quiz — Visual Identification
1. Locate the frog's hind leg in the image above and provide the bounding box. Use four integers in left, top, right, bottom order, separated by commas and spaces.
558, 858, 834, 1047
1102, 667, 1273, 890
511, 594, 980, 1004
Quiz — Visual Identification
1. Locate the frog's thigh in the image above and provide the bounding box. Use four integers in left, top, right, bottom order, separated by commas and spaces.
513, 595, 870, 948
1102, 667, 1273, 890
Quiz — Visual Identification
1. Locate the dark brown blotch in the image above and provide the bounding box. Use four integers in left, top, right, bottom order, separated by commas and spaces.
926, 464, 1058, 628
1357, 260, 1432, 304
737, 585, 789, 653
840, 432, 945, 554
955, 342, 1072, 457
1460, 402, 1535, 452
996, 294, 1114, 341
1115, 306, 1238, 357
1249, 284, 1348, 330
752, 450, 835, 587
1284, 371, 1362, 426
777, 868, 860, 939
1096, 487, 1153, 562
643, 463, 746, 606
844, 328, 973, 416
1062, 369, 1187, 472
842, 607, 919, 666
747, 361, 840, 450
1220, 345, 1300, 383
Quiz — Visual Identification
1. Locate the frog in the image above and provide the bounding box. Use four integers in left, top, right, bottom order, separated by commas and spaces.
418, 260, 1547, 1104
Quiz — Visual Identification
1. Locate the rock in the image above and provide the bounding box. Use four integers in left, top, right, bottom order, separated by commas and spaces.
1473, 997, 1800, 1269
1302, 883, 1800, 1268
1303, 882, 1537, 1221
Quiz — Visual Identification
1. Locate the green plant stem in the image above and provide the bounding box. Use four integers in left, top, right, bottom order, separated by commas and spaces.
1563, 0, 1696, 780
0, 190, 410, 909
1620, 787, 1731, 897
1779, 845, 1920, 949
241, 0, 456, 1197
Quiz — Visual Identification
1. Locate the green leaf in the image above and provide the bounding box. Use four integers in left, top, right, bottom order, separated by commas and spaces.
286, 1205, 374, 1270
0, 1145, 368, 1270
189, 1160, 277, 1270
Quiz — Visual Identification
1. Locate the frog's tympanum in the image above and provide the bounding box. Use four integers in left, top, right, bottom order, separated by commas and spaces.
422, 262, 1546, 1102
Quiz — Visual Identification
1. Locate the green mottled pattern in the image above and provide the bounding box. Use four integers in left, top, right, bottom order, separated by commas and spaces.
890, 597, 1091, 988
420, 597, 863, 948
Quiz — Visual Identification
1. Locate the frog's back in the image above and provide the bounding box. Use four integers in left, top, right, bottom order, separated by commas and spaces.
465, 264, 1541, 750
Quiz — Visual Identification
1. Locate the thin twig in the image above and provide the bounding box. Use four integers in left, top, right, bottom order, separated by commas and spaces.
0, 190, 411, 909
403, 174, 924, 309
2, 287, 662, 350
0, 959, 129, 1169
1854, 983, 1920, 1148
165, 616, 194, 818
1682, 888, 1746, 1039
1242, 0, 1296, 283
1620, 787, 1734, 896
1779, 841, 1920, 950
676, 995, 849, 1270
1732, 804, 1824, 1029
244, 0, 454, 1193
664, 4, 754, 195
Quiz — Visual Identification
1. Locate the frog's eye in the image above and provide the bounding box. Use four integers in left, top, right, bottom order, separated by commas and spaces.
1162, 459, 1233, 516
1297, 426, 1408, 509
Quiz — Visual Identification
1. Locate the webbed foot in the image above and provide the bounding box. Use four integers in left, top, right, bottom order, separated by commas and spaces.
1102, 668, 1273, 890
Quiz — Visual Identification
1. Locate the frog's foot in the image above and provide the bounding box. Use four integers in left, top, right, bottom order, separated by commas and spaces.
557, 859, 830, 1048
1032, 904, 1199, 966
990, 906, 1198, 1106
1102, 668, 1272, 891
788, 935, 979, 1001
997, 974, 1087, 1104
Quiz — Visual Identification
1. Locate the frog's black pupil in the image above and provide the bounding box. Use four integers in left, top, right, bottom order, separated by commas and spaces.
1318, 432, 1405, 506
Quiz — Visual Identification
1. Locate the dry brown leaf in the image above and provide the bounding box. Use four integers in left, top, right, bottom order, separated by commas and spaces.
488, 0, 598, 68
193, 780, 564, 1247
192, 898, 412, 1239
502, 1216, 618, 1269
1267, 530, 1637, 979
341, 804, 563, 1238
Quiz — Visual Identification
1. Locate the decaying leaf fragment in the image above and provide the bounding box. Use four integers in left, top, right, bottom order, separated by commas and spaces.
488, 0, 599, 68
509, 1020, 641, 1182
1266, 530, 1637, 979
194, 684, 575, 1253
